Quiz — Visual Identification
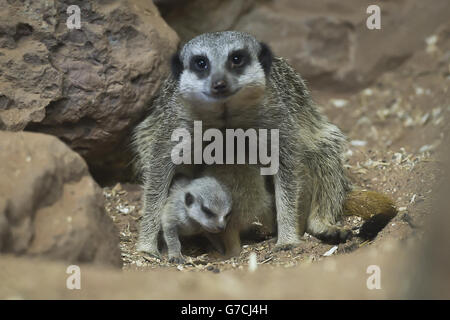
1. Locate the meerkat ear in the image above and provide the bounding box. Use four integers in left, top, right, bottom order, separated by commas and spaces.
171, 52, 183, 80
258, 42, 273, 75
185, 192, 194, 207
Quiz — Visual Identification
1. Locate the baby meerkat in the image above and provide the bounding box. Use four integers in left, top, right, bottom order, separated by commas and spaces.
161, 176, 232, 263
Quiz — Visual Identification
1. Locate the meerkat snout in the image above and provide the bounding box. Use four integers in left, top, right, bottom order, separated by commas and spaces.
211, 77, 228, 95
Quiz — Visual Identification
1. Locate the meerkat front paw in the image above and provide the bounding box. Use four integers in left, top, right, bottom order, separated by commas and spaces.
137, 242, 161, 259
307, 217, 353, 244
168, 255, 186, 264
326, 227, 353, 244
314, 226, 352, 244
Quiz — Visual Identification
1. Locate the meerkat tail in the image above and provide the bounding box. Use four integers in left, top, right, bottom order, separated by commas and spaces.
343, 190, 398, 240
343, 190, 397, 220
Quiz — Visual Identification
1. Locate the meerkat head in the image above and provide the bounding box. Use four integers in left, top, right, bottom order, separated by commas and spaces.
171, 31, 273, 112
183, 177, 232, 233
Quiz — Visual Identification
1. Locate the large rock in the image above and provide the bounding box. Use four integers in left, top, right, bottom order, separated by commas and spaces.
159, 0, 450, 92
0, 0, 178, 181
0, 131, 122, 267
158, 0, 256, 41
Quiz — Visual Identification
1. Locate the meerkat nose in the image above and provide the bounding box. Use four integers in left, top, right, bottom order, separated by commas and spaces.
211, 79, 228, 93
217, 221, 226, 231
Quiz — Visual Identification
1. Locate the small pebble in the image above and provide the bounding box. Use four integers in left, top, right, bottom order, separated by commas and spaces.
248, 252, 258, 272
330, 98, 348, 108
323, 246, 338, 257
350, 140, 367, 147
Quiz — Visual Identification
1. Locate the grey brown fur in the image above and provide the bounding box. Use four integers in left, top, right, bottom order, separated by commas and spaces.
203, 165, 276, 257
133, 31, 351, 257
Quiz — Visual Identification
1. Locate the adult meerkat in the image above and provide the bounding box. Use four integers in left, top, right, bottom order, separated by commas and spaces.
161, 176, 232, 263
133, 31, 394, 257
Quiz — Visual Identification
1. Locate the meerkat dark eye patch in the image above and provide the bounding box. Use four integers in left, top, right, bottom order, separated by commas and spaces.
185, 192, 194, 207
201, 205, 215, 218
190, 55, 210, 78
258, 42, 273, 75
227, 49, 250, 74
171, 52, 183, 80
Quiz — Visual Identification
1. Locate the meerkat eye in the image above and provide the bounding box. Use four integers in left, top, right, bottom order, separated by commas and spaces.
225, 211, 232, 220
185, 192, 194, 207
201, 205, 215, 218
196, 59, 207, 69
231, 54, 244, 66
229, 50, 248, 68
192, 56, 209, 71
